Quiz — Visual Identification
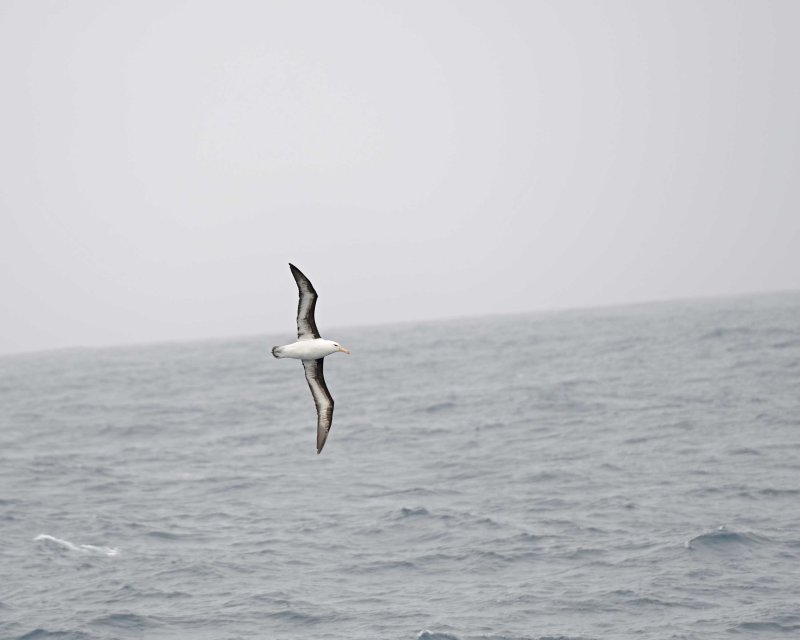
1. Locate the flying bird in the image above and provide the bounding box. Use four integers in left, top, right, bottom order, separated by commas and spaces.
272, 264, 350, 454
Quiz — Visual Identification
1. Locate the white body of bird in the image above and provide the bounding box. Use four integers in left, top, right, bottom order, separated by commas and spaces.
272, 338, 349, 360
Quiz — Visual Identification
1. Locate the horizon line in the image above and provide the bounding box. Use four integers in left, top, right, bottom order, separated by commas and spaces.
1, 286, 798, 360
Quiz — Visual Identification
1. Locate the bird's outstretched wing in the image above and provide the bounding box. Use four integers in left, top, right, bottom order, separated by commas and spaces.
302, 358, 334, 454
289, 263, 321, 341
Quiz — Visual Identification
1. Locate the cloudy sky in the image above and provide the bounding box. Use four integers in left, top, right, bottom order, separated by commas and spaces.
1, 0, 798, 354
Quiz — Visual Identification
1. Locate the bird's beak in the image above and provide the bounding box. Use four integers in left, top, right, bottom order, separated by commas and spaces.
339, 346, 350, 354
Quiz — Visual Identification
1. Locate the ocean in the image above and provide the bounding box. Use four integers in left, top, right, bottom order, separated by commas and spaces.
1, 292, 799, 640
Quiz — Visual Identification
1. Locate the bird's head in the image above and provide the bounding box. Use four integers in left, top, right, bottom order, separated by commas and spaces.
329, 341, 350, 355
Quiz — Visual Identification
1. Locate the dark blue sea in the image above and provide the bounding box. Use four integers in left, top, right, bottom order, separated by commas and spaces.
2, 293, 799, 639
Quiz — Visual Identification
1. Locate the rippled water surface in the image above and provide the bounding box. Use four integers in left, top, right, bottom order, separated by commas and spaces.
1, 293, 799, 639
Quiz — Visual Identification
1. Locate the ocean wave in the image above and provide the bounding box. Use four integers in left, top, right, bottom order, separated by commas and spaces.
368, 486, 453, 498
728, 447, 762, 456
731, 617, 800, 633
419, 401, 457, 414
108, 584, 191, 602
144, 530, 194, 541
623, 595, 701, 609
396, 506, 431, 518
33, 534, 118, 557
348, 558, 418, 574
698, 326, 753, 341
417, 631, 460, 640
90, 613, 156, 630
757, 487, 800, 497
387, 506, 458, 523
685, 526, 769, 550
266, 608, 334, 624
16, 629, 94, 640
417, 634, 591, 640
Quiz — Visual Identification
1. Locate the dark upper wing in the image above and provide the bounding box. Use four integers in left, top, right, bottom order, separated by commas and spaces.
302, 358, 334, 454
289, 263, 320, 341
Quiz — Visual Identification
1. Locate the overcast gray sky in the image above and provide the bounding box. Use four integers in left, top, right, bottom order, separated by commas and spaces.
1, 0, 798, 355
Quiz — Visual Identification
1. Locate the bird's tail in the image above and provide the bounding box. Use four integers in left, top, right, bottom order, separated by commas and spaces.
271, 346, 282, 358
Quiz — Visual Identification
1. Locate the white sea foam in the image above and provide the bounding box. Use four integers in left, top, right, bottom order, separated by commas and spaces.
417, 631, 460, 640
34, 534, 119, 556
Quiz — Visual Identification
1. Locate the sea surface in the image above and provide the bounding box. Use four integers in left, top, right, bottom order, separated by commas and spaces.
1, 293, 799, 640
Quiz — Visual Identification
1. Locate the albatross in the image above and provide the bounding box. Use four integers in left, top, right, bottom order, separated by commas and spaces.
272, 263, 349, 454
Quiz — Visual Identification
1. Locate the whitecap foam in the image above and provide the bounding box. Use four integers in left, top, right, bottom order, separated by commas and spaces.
34, 534, 119, 556
417, 631, 460, 640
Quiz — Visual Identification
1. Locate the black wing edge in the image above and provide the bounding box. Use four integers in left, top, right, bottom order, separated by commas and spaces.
303, 358, 335, 454
289, 263, 320, 340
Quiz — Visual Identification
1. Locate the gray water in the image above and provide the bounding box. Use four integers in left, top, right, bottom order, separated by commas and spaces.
1, 293, 799, 640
